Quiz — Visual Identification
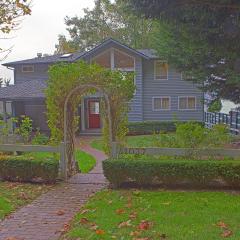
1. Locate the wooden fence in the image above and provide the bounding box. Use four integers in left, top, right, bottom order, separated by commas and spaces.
0, 142, 67, 179
112, 142, 240, 159
204, 110, 240, 135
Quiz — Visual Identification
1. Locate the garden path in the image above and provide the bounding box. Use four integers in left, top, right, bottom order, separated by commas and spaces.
0, 137, 107, 240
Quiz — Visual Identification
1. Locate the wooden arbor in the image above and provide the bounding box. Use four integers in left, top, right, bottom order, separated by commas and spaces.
62, 84, 113, 179
46, 61, 135, 179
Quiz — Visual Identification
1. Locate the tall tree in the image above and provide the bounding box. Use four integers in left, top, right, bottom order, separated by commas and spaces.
55, 0, 153, 53
0, 0, 31, 59
126, 0, 240, 104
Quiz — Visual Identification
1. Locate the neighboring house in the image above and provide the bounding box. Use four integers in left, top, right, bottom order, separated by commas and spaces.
0, 38, 204, 134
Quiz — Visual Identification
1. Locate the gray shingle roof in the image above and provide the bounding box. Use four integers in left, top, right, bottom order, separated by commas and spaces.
0, 80, 46, 100
137, 49, 159, 59
2, 51, 86, 66
3, 38, 159, 67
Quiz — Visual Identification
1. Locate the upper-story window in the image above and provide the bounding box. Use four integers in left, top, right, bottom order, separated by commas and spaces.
92, 48, 136, 93
154, 61, 168, 80
92, 48, 135, 71
22, 65, 34, 73
178, 96, 196, 110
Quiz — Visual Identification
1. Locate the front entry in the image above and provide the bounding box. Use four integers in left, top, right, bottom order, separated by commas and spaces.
88, 100, 100, 129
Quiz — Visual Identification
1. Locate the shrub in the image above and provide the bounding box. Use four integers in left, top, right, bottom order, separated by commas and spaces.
0, 155, 58, 183
127, 121, 177, 135
176, 122, 205, 148
175, 122, 231, 148
31, 131, 49, 145
103, 157, 240, 188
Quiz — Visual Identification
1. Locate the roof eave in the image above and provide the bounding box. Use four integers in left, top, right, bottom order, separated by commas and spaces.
77, 38, 150, 60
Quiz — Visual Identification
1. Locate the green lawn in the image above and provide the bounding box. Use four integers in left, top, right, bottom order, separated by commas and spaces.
91, 135, 167, 151
26, 150, 96, 173
63, 190, 240, 240
75, 150, 96, 173
0, 182, 52, 219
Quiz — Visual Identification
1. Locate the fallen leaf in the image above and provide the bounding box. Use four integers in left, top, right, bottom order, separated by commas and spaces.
19, 192, 29, 200
80, 209, 90, 214
61, 224, 70, 233
217, 221, 228, 229
130, 231, 141, 237
118, 220, 132, 228
221, 230, 233, 238
138, 220, 151, 230
96, 229, 105, 235
115, 208, 125, 215
80, 217, 89, 224
90, 223, 98, 230
129, 211, 138, 219
56, 210, 65, 216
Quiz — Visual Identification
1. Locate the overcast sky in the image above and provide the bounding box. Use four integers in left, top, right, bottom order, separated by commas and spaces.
0, 0, 95, 80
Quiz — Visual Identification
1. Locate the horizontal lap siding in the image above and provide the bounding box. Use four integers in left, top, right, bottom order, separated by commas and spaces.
142, 60, 204, 122
128, 57, 143, 122
24, 100, 49, 132
15, 64, 48, 84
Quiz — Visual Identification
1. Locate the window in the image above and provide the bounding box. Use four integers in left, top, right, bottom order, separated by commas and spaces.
114, 49, 134, 71
152, 97, 170, 110
92, 50, 111, 68
155, 61, 168, 80
22, 65, 34, 72
178, 96, 196, 110
89, 101, 100, 114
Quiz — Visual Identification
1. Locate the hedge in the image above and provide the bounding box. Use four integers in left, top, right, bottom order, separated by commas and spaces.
127, 121, 203, 135
0, 155, 59, 183
127, 121, 176, 135
103, 157, 240, 188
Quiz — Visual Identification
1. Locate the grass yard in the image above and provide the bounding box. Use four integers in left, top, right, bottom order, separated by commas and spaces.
75, 150, 96, 173
26, 150, 96, 173
63, 190, 240, 240
91, 135, 169, 151
0, 182, 52, 220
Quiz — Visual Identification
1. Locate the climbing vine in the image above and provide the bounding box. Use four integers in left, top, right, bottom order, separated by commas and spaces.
46, 61, 135, 177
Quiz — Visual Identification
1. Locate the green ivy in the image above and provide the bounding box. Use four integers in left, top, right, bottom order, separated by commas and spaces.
46, 61, 135, 174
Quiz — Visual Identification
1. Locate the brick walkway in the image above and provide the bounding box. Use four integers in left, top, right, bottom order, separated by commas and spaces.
0, 137, 107, 240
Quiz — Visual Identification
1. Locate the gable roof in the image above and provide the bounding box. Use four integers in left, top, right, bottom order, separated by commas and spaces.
77, 38, 151, 60
0, 80, 46, 100
2, 38, 157, 67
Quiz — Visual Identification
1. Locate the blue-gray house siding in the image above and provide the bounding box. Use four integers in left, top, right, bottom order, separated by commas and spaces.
128, 56, 143, 122
142, 60, 204, 122
1, 38, 204, 133
14, 64, 48, 84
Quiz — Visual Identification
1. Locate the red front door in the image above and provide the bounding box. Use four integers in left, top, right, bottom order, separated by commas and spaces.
88, 100, 100, 128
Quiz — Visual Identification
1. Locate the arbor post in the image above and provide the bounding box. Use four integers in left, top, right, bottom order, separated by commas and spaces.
112, 142, 118, 158
59, 142, 67, 180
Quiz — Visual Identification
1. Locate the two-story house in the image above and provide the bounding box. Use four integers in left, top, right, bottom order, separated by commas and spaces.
0, 38, 204, 134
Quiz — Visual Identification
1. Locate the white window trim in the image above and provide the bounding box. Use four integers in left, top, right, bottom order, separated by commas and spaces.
154, 60, 168, 81
22, 65, 34, 73
152, 96, 171, 111
178, 96, 197, 110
